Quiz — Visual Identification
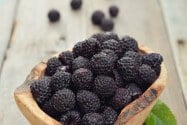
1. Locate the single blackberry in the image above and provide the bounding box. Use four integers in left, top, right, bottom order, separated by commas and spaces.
51, 71, 71, 92
48, 9, 60, 22
71, 0, 82, 10
91, 10, 105, 25
101, 18, 114, 31
112, 69, 124, 87
90, 52, 115, 75
72, 56, 90, 71
56, 65, 71, 73
142, 53, 163, 68
136, 64, 157, 90
94, 75, 117, 98
58, 51, 74, 65
125, 83, 142, 100
101, 39, 123, 56
73, 38, 99, 58
45, 57, 62, 76
82, 113, 104, 125
41, 100, 61, 120
120, 36, 138, 52
101, 49, 118, 62
123, 51, 142, 65
92, 32, 119, 43
117, 57, 138, 82
111, 88, 132, 110
30, 77, 52, 105
109, 5, 119, 17
76, 90, 100, 113
51, 89, 75, 112
60, 110, 81, 125
72, 68, 93, 90
102, 107, 118, 125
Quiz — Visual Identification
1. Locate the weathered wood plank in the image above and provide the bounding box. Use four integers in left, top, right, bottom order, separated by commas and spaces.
159, 0, 187, 108
0, 0, 17, 71
0, 0, 186, 124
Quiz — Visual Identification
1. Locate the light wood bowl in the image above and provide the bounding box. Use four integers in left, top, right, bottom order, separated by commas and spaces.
14, 45, 167, 125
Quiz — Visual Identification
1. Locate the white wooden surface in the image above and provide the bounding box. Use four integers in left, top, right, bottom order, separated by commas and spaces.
0, 0, 17, 70
0, 0, 186, 124
159, 0, 187, 107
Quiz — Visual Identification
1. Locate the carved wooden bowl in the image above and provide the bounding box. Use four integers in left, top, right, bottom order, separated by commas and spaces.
14, 45, 167, 125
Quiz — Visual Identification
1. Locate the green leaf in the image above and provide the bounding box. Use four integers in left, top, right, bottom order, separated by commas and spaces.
144, 100, 177, 125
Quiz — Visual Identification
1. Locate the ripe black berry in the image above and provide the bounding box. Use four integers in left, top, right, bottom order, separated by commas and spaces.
109, 5, 119, 17
51, 71, 71, 92
30, 77, 52, 105
91, 10, 105, 25
125, 83, 142, 100
60, 110, 81, 125
58, 51, 74, 65
142, 53, 163, 68
94, 75, 117, 98
45, 57, 62, 76
123, 51, 142, 65
72, 56, 90, 71
76, 90, 100, 113
101, 18, 114, 31
90, 52, 115, 75
120, 36, 139, 52
101, 49, 118, 62
102, 107, 118, 125
71, 0, 82, 10
92, 32, 119, 43
82, 113, 104, 125
48, 9, 60, 22
72, 68, 93, 90
51, 89, 75, 113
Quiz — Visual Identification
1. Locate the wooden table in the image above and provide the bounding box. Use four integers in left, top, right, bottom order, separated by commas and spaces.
0, 0, 186, 124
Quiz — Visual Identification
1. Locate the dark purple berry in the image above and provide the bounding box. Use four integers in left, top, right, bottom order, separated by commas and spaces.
101, 18, 114, 31
58, 51, 74, 65
48, 9, 60, 22
120, 36, 138, 52
60, 110, 81, 125
109, 5, 119, 17
91, 10, 105, 25
72, 56, 90, 71
82, 113, 104, 125
102, 107, 118, 125
71, 0, 82, 10
125, 83, 142, 100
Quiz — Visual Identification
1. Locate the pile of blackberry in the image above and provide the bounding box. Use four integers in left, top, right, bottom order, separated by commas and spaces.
30, 32, 163, 125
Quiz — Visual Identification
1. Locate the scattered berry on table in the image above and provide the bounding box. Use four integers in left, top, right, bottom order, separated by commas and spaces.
71, 0, 82, 10
101, 18, 114, 31
48, 9, 60, 22
109, 5, 119, 17
91, 10, 105, 25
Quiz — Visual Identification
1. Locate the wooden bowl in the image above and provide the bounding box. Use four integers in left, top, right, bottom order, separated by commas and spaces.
14, 45, 167, 125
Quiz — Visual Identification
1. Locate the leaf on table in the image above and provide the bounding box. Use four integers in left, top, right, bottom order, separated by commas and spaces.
144, 100, 177, 125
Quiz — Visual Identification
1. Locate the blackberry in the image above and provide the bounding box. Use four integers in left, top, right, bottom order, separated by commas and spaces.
117, 57, 138, 82
123, 51, 142, 65
48, 9, 60, 22
30, 77, 52, 105
94, 75, 117, 98
111, 88, 132, 110
45, 57, 62, 76
58, 51, 74, 65
73, 38, 99, 58
142, 53, 163, 68
82, 113, 104, 125
72, 68, 93, 90
92, 32, 119, 43
101, 18, 114, 31
51, 89, 75, 112
76, 90, 100, 113
51, 71, 71, 92
109, 5, 119, 17
90, 52, 115, 75
102, 107, 118, 125
71, 0, 82, 10
120, 36, 138, 52
91, 10, 105, 25
60, 110, 81, 125
101, 39, 123, 56
136, 64, 157, 90
112, 69, 124, 87
101, 49, 118, 62
125, 83, 142, 100
72, 56, 90, 71
41, 100, 61, 120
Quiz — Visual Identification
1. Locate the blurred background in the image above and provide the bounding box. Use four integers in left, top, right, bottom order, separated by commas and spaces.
0, 0, 186, 124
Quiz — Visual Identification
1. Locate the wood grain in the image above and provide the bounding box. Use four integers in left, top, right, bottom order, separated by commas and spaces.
0, 0, 186, 124
159, 0, 187, 108
0, 0, 17, 71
